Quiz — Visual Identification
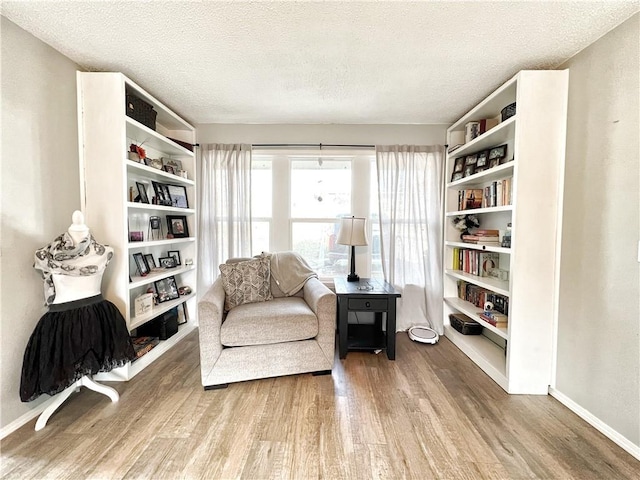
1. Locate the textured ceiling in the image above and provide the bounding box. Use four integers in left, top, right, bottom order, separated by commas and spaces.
2, 1, 639, 125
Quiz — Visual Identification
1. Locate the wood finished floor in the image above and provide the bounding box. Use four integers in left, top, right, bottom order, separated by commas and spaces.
1, 330, 638, 480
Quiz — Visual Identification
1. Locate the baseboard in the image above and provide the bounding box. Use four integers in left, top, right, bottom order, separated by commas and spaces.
549, 387, 640, 461
0, 397, 54, 439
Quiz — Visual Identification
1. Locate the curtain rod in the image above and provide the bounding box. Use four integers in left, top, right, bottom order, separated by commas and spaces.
251, 143, 375, 148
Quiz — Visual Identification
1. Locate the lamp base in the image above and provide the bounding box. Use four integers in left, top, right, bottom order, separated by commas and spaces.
346, 273, 360, 282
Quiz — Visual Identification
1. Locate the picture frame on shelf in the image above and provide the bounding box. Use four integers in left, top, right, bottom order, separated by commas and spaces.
476, 150, 489, 168
451, 172, 464, 182
488, 144, 507, 161
178, 301, 189, 325
163, 165, 175, 175
154, 276, 180, 303
168, 250, 182, 266
166, 215, 189, 238
463, 154, 477, 177
133, 252, 150, 276
162, 158, 183, 171
152, 181, 172, 206
148, 215, 162, 240
145, 157, 164, 170
488, 158, 500, 168
144, 253, 156, 269
451, 157, 465, 182
158, 256, 177, 268
166, 184, 189, 208
152, 181, 166, 204
135, 182, 149, 204
129, 231, 144, 242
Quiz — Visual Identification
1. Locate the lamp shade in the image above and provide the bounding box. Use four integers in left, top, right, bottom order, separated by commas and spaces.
336, 216, 368, 246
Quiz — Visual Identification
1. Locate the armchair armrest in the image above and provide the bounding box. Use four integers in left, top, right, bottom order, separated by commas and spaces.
303, 277, 336, 364
197, 278, 226, 382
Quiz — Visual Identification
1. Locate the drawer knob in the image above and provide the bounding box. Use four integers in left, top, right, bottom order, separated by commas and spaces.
366, 301, 370, 308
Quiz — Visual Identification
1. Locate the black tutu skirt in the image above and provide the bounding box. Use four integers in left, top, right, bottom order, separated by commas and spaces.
20, 295, 136, 402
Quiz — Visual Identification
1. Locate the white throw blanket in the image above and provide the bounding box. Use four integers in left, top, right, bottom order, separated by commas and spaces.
268, 251, 318, 296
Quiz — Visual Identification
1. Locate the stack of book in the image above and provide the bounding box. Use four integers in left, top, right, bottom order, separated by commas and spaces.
478, 311, 508, 328
131, 336, 160, 361
461, 229, 501, 246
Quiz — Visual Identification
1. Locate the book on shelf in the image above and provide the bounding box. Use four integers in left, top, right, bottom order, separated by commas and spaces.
457, 280, 510, 315
479, 252, 499, 276
478, 312, 508, 328
459, 189, 484, 210
131, 336, 160, 361
481, 178, 513, 208
461, 235, 500, 243
453, 249, 500, 277
479, 117, 500, 135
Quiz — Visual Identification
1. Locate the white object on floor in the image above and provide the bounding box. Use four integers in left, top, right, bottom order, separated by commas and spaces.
408, 325, 439, 344
34, 375, 118, 431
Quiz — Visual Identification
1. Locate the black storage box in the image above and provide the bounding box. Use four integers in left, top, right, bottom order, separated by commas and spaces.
126, 93, 157, 131
137, 307, 178, 340
449, 313, 483, 335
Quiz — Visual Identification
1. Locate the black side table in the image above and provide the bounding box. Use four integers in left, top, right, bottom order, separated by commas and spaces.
334, 277, 401, 360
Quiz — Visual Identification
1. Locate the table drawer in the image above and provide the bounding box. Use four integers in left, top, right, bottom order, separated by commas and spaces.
348, 298, 388, 311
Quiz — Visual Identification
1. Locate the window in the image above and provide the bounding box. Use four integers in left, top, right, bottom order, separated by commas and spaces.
251, 150, 378, 279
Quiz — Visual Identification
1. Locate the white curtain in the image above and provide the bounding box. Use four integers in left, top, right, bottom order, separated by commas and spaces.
198, 144, 252, 290
376, 145, 444, 333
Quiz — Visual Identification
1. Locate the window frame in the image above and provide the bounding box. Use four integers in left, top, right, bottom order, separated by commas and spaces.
251, 149, 376, 281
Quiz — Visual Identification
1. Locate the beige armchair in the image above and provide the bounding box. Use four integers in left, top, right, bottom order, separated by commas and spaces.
198, 255, 336, 389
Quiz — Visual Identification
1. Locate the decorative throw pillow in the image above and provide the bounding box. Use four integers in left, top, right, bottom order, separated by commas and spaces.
219, 256, 273, 311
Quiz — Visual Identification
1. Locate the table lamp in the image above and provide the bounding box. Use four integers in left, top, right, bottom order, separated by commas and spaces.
337, 216, 368, 282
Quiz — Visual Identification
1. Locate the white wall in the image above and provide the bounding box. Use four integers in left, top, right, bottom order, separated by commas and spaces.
1, 17, 81, 432
555, 13, 639, 454
196, 123, 447, 146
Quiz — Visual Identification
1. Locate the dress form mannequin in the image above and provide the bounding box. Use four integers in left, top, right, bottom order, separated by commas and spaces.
51, 211, 104, 304
22, 211, 135, 430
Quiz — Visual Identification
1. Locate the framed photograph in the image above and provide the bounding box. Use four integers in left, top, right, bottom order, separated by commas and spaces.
464, 154, 478, 166
489, 158, 500, 168
166, 184, 189, 208
453, 157, 465, 173
154, 276, 180, 303
476, 150, 489, 168
162, 158, 183, 171
474, 166, 487, 174
144, 253, 156, 269
158, 256, 177, 268
135, 182, 149, 204
463, 164, 475, 177
451, 172, 464, 182
151, 182, 171, 206
145, 157, 164, 170
168, 250, 182, 266
152, 181, 166, 204
488, 144, 507, 161
166, 215, 189, 238
163, 165, 175, 175
133, 252, 150, 276
149, 216, 161, 230
178, 301, 189, 325
129, 231, 144, 242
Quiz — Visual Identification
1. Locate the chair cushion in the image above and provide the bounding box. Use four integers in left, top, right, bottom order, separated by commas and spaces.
219, 256, 273, 311
220, 297, 319, 347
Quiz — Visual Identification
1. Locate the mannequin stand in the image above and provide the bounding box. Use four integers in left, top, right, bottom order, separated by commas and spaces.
35, 375, 118, 431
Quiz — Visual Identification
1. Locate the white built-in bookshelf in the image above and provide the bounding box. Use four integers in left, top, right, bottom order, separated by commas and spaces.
77, 72, 197, 380
443, 70, 568, 394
